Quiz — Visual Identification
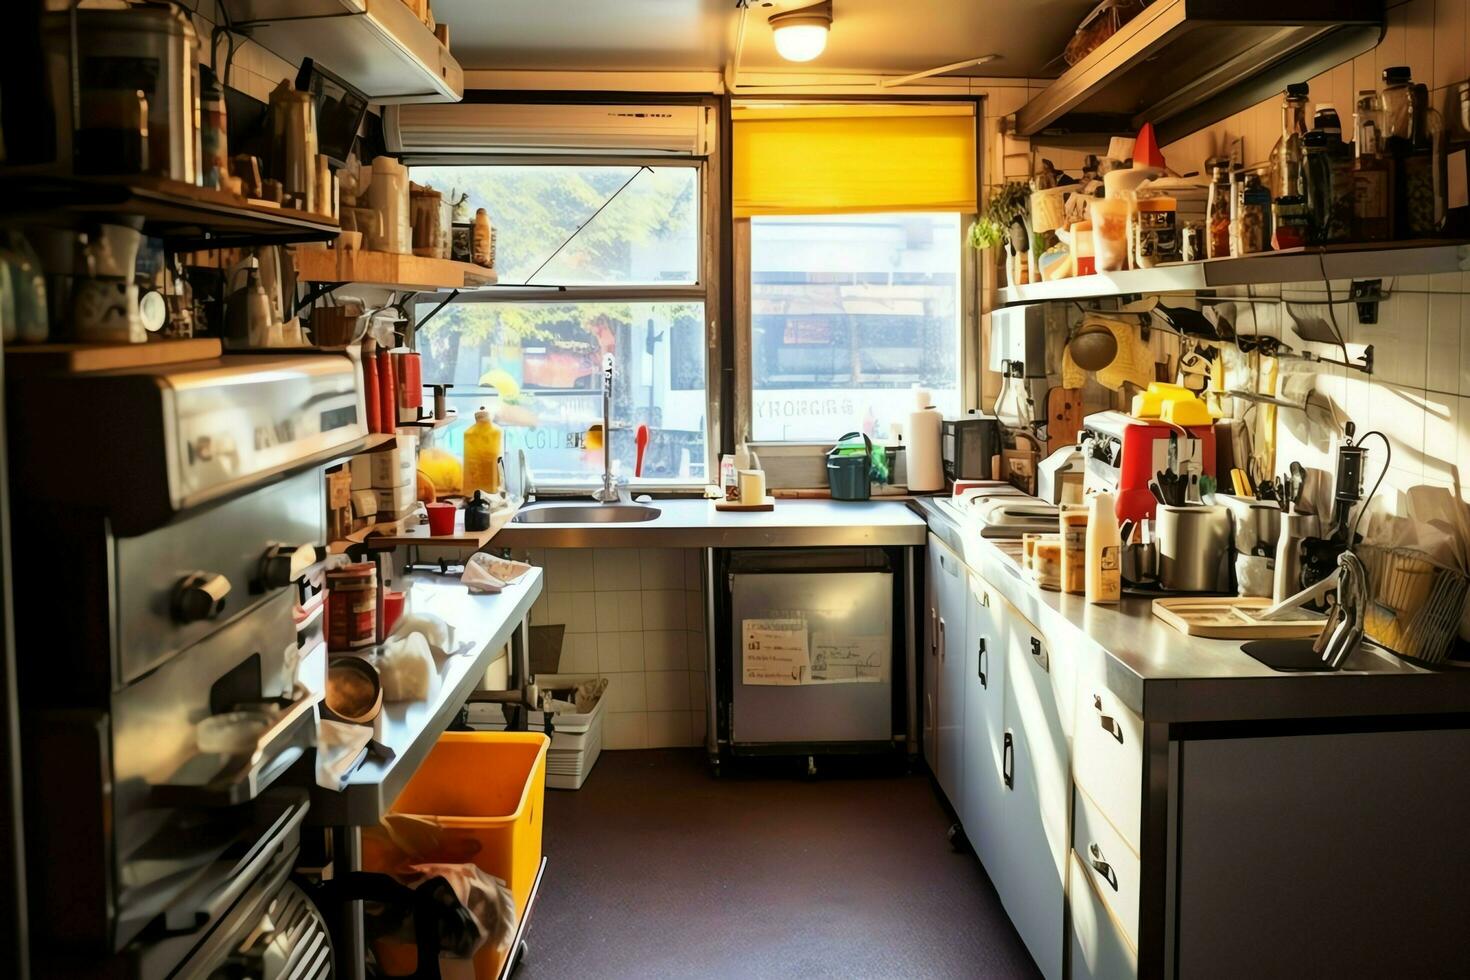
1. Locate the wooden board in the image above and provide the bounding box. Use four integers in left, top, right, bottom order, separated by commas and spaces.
5, 338, 221, 374
1046, 386, 1085, 455
293, 247, 497, 290
1152, 596, 1327, 639
714, 495, 776, 511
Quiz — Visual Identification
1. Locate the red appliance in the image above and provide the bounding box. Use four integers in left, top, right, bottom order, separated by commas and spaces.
1081, 411, 1216, 524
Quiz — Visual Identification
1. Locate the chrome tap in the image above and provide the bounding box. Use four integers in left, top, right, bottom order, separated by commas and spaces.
591, 352, 625, 503
517, 448, 536, 504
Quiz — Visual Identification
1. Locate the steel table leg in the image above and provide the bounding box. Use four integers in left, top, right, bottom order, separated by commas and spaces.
336, 825, 365, 980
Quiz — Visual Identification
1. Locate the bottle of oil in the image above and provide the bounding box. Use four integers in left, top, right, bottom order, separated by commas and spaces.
1353, 89, 1393, 241
1269, 83, 1311, 200
463, 407, 503, 496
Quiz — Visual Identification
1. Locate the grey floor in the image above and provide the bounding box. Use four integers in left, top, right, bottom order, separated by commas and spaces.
517, 749, 1040, 980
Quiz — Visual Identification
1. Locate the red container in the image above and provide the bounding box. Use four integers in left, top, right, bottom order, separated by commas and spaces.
425, 502, 456, 536
361, 343, 380, 433
376, 348, 397, 435
382, 590, 405, 635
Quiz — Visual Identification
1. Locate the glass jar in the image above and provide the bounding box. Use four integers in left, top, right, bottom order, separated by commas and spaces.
1133, 196, 1180, 268
1272, 195, 1311, 250
1206, 165, 1232, 259
1231, 173, 1271, 255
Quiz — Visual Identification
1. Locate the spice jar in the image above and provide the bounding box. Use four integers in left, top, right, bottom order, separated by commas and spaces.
1231, 173, 1271, 255
1206, 165, 1232, 259
1133, 196, 1180, 268
1271, 195, 1312, 250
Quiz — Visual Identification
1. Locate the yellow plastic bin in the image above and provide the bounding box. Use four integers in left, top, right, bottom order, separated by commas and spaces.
364, 731, 549, 978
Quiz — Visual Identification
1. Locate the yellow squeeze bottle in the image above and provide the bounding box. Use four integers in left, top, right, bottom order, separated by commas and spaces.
463, 408, 502, 495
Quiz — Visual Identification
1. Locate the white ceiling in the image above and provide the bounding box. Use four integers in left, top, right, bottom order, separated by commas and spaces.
432, 0, 1095, 79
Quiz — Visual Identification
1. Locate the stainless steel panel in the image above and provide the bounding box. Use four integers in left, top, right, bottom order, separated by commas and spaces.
730, 570, 893, 745
115, 469, 323, 684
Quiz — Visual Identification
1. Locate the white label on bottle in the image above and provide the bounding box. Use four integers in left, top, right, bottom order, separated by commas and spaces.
1450, 150, 1469, 210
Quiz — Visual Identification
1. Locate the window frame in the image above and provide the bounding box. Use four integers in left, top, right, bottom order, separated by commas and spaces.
408, 151, 722, 493
730, 97, 983, 453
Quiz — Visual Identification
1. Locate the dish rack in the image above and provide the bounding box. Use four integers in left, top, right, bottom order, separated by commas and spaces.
1359, 544, 1469, 665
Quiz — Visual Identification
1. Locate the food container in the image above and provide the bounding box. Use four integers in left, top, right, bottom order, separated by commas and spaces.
1271, 195, 1311, 250
1133, 196, 1180, 268
326, 562, 378, 651
1030, 185, 1070, 234
410, 185, 447, 258
1060, 504, 1090, 595
1025, 534, 1064, 591
1070, 220, 1095, 275
367, 156, 412, 254
1089, 198, 1131, 272
324, 656, 383, 724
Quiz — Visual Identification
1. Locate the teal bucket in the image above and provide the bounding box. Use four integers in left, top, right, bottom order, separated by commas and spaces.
826, 431, 873, 501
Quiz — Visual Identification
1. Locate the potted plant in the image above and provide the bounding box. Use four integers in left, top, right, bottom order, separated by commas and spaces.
969, 181, 1030, 285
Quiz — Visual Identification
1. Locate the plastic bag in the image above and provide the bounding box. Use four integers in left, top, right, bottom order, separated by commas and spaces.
1063, 0, 1149, 67
378, 631, 436, 702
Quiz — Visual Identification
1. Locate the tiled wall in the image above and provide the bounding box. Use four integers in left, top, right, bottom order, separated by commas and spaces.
1152, 0, 1470, 519
184, 6, 300, 105
518, 547, 709, 750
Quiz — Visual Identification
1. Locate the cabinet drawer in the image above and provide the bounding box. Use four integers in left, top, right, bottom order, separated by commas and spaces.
1072, 668, 1144, 854
1068, 854, 1138, 980
1072, 785, 1141, 948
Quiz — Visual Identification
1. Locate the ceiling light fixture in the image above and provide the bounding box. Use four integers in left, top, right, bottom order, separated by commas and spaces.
770, 1, 832, 63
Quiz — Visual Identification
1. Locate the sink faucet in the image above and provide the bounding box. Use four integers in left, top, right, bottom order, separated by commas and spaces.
591, 352, 627, 504
517, 448, 536, 504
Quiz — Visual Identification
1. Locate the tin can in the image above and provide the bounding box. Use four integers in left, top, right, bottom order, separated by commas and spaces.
327, 562, 378, 651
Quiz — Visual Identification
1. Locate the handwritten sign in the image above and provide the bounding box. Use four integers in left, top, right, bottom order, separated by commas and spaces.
809, 633, 887, 684
742, 619, 809, 686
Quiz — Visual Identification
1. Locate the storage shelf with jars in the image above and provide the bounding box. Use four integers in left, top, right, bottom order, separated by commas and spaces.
996, 240, 1470, 306
293, 247, 497, 292
0, 175, 340, 250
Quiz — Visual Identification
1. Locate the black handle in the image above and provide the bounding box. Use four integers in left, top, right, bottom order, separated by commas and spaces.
978, 637, 988, 688
1093, 694, 1124, 744
1030, 635, 1048, 671
1089, 842, 1119, 891
1002, 731, 1014, 789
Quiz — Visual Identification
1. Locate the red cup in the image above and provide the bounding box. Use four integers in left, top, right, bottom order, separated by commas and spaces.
382, 590, 406, 634
426, 502, 457, 536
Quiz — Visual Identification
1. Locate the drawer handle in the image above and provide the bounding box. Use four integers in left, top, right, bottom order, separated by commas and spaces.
929, 608, 937, 657
1089, 842, 1119, 891
1093, 695, 1124, 744
1002, 730, 1014, 790
938, 617, 946, 661
977, 637, 987, 688
1030, 636, 1048, 671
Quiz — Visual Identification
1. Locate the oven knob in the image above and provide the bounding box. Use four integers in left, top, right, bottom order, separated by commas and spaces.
174, 572, 231, 623
258, 543, 317, 591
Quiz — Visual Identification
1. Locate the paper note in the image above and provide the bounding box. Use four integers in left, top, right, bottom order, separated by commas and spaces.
742, 619, 809, 686
809, 633, 887, 684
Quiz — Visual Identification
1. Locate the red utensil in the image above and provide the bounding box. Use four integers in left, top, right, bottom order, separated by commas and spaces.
634, 424, 649, 477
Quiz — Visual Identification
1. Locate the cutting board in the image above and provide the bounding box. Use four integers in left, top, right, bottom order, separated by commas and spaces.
714, 496, 775, 512
1152, 596, 1326, 639
1046, 386, 1084, 455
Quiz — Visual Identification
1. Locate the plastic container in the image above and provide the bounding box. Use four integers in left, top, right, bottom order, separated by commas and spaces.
1030, 185, 1070, 233
366, 731, 546, 906
463, 408, 503, 496
1089, 197, 1131, 272
1060, 504, 1090, 595
365, 731, 548, 977
527, 675, 607, 790
1070, 220, 1095, 275
826, 432, 874, 500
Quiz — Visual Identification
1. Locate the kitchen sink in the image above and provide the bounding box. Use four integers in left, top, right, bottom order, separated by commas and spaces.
512, 503, 662, 524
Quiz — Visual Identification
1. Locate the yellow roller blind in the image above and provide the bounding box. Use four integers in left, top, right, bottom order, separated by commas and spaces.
732, 103, 977, 217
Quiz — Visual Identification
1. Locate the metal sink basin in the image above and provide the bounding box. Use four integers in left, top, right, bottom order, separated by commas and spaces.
512, 503, 662, 525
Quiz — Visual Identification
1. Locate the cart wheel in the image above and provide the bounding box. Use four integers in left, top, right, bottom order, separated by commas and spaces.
947, 822, 963, 851
510, 939, 529, 974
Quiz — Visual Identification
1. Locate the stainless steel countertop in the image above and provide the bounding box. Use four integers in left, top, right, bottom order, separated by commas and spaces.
493, 496, 928, 549
917, 498, 1470, 724
305, 568, 542, 826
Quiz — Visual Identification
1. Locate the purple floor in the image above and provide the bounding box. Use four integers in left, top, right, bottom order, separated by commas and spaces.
518, 749, 1040, 979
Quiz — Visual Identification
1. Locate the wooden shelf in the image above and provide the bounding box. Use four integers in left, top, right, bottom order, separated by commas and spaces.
4, 338, 222, 374
294, 248, 497, 291
364, 501, 519, 550
0, 175, 338, 248
996, 241, 1470, 305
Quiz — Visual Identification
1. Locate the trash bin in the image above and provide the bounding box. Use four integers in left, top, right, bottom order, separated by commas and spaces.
364, 731, 549, 978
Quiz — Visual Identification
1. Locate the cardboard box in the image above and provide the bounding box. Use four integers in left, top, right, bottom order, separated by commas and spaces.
326, 467, 352, 509
351, 489, 379, 521
349, 455, 373, 491
373, 482, 417, 518
369, 436, 416, 489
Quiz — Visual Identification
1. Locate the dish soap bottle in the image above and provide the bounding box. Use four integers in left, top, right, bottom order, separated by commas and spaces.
463, 407, 502, 496
1085, 491, 1122, 604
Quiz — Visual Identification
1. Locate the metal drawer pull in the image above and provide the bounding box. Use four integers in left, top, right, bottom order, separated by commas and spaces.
1093, 694, 1124, 744
1002, 731, 1014, 789
1030, 635, 1048, 671
977, 637, 988, 688
1089, 842, 1119, 891
938, 617, 946, 661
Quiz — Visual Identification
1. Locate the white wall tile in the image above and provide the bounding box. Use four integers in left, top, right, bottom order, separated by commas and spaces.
593, 549, 641, 592
638, 548, 685, 590
597, 633, 622, 673
544, 548, 595, 592
618, 597, 644, 632
559, 633, 599, 673
684, 550, 703, 589
684, 590, 706, 632
690, 710, 708, 745
548, 591, 597, 633
604, 712, 647, 750
688, 670, 707, 709
618, 632, 646, 672
640, 590, 685, 630
1427, 291, 1462, 394
606, 671, 646, 712
646, 711, 692, 748
594, 592, 621, 632
1423, 392, 1461, 485
647, 670, 691, 710
642, 630, 686, 671
687, 631, 708, 673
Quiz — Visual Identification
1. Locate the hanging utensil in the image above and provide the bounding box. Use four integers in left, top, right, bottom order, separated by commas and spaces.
634, 424, 649, 478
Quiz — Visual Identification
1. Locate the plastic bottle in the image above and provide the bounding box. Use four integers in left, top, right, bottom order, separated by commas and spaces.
1060, 503, 1089, 596
905, 386, 944, 493
463, 407, 502, 496
1085, 491, 1122, 604
242, 257, 272, 348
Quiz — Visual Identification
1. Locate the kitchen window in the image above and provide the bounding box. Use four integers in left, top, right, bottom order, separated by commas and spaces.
411, 161, 715, 488
731, 102, 980, 447
747, 212, 964, 442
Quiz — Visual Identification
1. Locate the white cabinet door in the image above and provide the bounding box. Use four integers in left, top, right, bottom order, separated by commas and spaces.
992, 602, 1071, 980
1068, 854, 1138, 980
922, 537, 940, 767
961, 572, 1007, 869
930, 535, 968, 808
